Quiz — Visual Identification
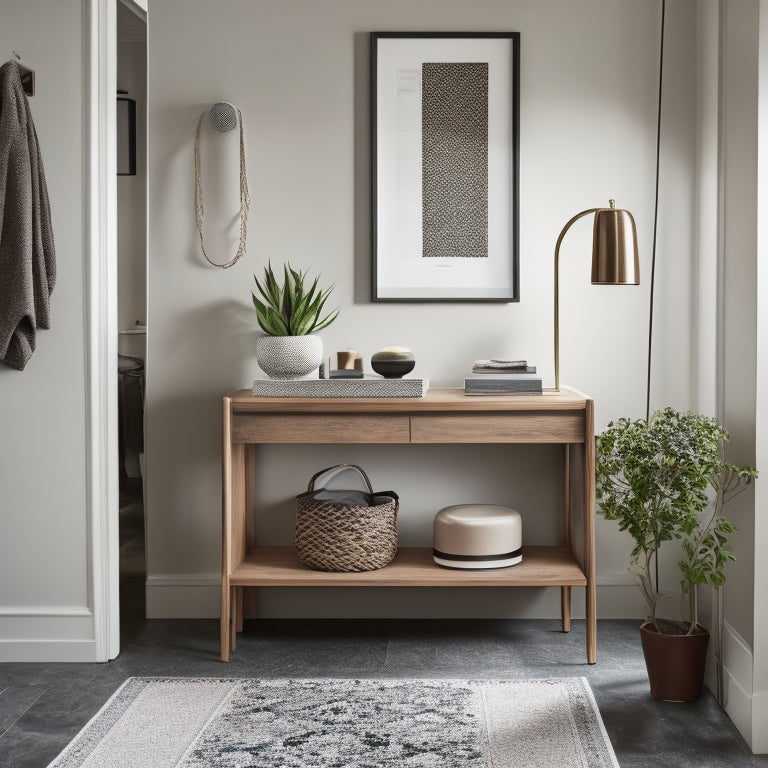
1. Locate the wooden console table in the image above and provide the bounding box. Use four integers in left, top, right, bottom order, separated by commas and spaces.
221, 387, 596, 663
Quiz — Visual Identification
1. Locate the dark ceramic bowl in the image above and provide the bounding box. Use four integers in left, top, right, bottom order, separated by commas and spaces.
370, 358, 416, 378
371, 348, 415, 379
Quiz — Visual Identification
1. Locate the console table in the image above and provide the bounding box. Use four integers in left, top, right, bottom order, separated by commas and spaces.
221, 387, 596, 663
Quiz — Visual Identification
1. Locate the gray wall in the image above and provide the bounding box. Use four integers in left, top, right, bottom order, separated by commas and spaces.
0, 0, 93, 659
145, 0, 700, 619
720, 0, 759, 649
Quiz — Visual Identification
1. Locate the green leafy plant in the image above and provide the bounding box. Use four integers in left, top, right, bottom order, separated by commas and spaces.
251, 262, 339, 336
595, 408, 756, 635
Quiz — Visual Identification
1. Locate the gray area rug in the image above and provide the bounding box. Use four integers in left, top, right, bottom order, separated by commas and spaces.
48, 677, 619, 768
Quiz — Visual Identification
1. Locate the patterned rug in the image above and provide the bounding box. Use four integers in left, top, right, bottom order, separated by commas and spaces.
48, 677, 619, 768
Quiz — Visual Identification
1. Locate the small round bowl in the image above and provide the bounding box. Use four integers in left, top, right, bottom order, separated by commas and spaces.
371, 347, 415, 379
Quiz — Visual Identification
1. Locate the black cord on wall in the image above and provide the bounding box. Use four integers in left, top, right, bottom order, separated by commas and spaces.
646, 0, 665, 423
647, 0, 666, 608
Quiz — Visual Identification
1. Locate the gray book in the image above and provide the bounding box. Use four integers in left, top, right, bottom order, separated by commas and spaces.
464, 373, 543, 393
472, 359, 528, 370
471, 365, 537, 374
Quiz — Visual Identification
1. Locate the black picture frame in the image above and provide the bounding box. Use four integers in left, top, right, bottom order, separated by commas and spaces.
371, 32, 520, 303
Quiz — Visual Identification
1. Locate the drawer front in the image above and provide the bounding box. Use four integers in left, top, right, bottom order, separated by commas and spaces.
233, 414, 410, 444
411, 412, 584, 443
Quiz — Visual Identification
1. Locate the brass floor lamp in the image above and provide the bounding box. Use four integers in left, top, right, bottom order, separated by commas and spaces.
553, 200, 640, 391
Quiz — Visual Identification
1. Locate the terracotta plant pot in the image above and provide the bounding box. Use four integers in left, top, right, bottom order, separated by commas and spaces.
640, 620, 710, 702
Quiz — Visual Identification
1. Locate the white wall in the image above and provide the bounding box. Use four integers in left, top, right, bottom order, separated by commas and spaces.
649, 0, 699, 414
0, 0, 95, 660
700, 0, 765, 752
755, 0, 768, 750
146, 0, 699, 619
721, 0, 759, 648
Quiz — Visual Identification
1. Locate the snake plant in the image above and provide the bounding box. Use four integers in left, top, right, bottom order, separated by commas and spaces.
251, 262, 339, 336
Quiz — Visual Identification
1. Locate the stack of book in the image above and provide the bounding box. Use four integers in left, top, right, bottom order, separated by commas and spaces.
464, 360, 542, 395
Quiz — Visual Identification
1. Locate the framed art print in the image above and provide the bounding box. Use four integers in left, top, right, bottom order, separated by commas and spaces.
371, 32, 520, 302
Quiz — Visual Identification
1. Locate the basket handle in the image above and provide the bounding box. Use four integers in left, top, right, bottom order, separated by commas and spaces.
307, 464, 374, 493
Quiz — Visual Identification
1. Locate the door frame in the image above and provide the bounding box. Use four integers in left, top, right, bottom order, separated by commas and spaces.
86, 0, 120, 661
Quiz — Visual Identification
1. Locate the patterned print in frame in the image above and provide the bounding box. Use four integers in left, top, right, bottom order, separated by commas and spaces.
421, 62, 489, 259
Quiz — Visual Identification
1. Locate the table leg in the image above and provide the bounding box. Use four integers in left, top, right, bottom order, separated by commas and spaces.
220, 577, 230, 662
236, 587, 244, 633
561, 586, 571, 632
585, 399, 597, 664
586, 593, 596, 663
222, 397, 248, 661
230, 587, 238, 653
562, 444, 572, 632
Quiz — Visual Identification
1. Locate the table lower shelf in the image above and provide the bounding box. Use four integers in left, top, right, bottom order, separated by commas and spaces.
229, 545, 587, 587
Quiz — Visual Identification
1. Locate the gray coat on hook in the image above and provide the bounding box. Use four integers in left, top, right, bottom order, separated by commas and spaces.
0, 59, 55, 371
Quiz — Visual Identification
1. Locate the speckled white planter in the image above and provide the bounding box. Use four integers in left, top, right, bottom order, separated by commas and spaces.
255, 334, 323, 379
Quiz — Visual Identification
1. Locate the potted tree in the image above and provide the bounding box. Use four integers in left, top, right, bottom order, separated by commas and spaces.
251, 262, 339, 379
595, 408, 756, 701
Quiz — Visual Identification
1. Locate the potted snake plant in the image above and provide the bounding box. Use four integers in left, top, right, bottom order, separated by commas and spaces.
251, 262, 339, 379
595, 408, 756, 701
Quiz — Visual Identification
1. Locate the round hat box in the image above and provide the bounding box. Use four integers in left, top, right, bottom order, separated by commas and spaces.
433, 504, 522, 569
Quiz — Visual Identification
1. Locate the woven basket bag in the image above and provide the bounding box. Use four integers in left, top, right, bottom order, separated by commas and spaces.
295, 464, 399, 572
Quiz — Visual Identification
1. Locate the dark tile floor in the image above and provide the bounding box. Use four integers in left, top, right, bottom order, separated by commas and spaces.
1, 493, 767, 767
2, 617, 767, 767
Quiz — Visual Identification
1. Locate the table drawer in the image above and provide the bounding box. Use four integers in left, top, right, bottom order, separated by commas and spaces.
233, 414, 410, 443
411, 412, 585, 443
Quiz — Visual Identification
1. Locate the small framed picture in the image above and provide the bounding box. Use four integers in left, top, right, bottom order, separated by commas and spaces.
371, 32, 520, 302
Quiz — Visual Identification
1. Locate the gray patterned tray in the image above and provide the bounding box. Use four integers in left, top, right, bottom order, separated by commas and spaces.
251, 376, 429, 398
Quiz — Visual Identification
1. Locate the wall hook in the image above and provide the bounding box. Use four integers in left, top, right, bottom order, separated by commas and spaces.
10, 50, 35, 96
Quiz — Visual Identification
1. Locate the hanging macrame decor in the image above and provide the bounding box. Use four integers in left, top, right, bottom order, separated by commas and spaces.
194, 101, 250, 269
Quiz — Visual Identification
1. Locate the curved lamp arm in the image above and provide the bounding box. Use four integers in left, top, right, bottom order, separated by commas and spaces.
553, 208, 600, 392
553, 200, 640, 392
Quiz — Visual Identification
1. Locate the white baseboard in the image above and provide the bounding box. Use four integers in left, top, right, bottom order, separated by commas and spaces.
0, 606, 92, 617
145, 574, 221, 618
0, 611, 98, 662
0, 639, 97, 663
712, 621, 755, 750
753, 691, 768, 754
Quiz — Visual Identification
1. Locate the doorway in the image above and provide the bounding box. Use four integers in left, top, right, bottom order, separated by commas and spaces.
116, 0, 147, 639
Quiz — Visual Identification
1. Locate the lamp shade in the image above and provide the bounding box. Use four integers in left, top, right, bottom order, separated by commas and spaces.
591, 204, 640, 285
